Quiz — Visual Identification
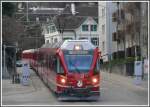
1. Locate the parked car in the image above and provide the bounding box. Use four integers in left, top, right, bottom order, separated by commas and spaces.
16, 60, 23, 67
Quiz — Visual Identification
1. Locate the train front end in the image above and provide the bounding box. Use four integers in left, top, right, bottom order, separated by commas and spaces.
56, 40, 101, 100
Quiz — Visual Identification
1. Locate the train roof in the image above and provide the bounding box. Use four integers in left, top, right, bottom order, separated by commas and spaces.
41, 41, 64, 48
41, 40, 96, 50
60, 40, 96, 50
22, 49, 37, 53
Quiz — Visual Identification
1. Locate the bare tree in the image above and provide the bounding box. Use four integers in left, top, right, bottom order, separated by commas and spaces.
2, 15, 25, 45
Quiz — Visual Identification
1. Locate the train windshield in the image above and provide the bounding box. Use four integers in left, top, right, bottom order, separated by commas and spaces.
65, 55, 93, 72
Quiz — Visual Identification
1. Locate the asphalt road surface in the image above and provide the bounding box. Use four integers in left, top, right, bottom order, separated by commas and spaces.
2, 68, 148, 105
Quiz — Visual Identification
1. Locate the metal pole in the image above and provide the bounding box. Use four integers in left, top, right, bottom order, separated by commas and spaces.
4, 45, 6, 77
26, 2, 29, 22
117, 2, 119, 59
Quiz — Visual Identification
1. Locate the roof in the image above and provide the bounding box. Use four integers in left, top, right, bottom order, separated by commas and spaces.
15, 4, 98, 28
53, 6, 98, 30
60, 40, 96, 50
41, 41, 64, 48
29, 8, 63, 15
62, 5, 98, 17
53, 16, 86, 30
41, 40, 96, 50
15, 8, 63, 23
75, 6, 98, 17
22, 49, 36, 53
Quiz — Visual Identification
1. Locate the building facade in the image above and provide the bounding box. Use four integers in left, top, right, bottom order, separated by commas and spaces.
98, 2, 148, 62
98, 2, 117, 62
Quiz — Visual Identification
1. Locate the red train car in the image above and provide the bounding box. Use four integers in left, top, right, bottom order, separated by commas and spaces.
22, 40, 101, 100
22, 49, 39, 70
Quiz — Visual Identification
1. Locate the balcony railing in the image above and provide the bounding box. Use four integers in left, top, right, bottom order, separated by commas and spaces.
112, 12, 117, 22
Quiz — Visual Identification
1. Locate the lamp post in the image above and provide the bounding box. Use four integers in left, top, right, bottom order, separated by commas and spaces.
116, 2, 120, 59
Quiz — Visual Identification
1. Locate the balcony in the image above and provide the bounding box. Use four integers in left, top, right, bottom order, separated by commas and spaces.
112, 12, 117, 22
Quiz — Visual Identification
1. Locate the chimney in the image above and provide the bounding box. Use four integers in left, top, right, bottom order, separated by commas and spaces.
71, 3, 76, 15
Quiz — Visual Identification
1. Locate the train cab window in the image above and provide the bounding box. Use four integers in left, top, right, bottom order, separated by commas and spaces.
57, 58, 64, 74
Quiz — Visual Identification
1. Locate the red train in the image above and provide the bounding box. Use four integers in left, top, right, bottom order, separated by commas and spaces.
22, 40, 101, 100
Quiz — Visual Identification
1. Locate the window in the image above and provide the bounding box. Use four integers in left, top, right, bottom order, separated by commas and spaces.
57, 58, 64, 74
79, 37, 88, 40
91, 25, 97, 31
46, 18, 49, 22
46, 26, 50, 34
64, 55, 93, 72
51, 38, 53, 43
82, 25, 88, 31
102, 8, 105, 17
94, 61, 100, 74
91, 38, 99, 46
46, 40, 49, 44
102, 24, 105, 34
36, 17, 39, 22
63, 38, 72, 40
54, 38, 58, 43
53, 57, 57, 72
50, 26, 56, 33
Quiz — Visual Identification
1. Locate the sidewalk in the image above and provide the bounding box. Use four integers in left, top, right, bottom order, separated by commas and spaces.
101, 70, 148, 90
2, 67, 36, 97
2, 67, 58, 105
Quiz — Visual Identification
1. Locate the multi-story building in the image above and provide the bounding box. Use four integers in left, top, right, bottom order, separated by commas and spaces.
98, 2, 117, 62
140, 2, 148, 59
98, 2, 148, 62
117, 2, 148, 60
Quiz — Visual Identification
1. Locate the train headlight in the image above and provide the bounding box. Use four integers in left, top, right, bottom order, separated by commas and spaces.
57, 75, 67, 86
74, 44, 82, 50
61, 78, 66, 84
92, 77, 98, 84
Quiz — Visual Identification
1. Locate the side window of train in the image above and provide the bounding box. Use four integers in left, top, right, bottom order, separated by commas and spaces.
46, 55, 49, 68
49, 55, 52, 69
39, 53, 44, 66
53, 56, 57, 72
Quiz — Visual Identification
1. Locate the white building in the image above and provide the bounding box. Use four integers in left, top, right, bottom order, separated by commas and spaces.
43, 4, 99, 47
98, 2, 117, 62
